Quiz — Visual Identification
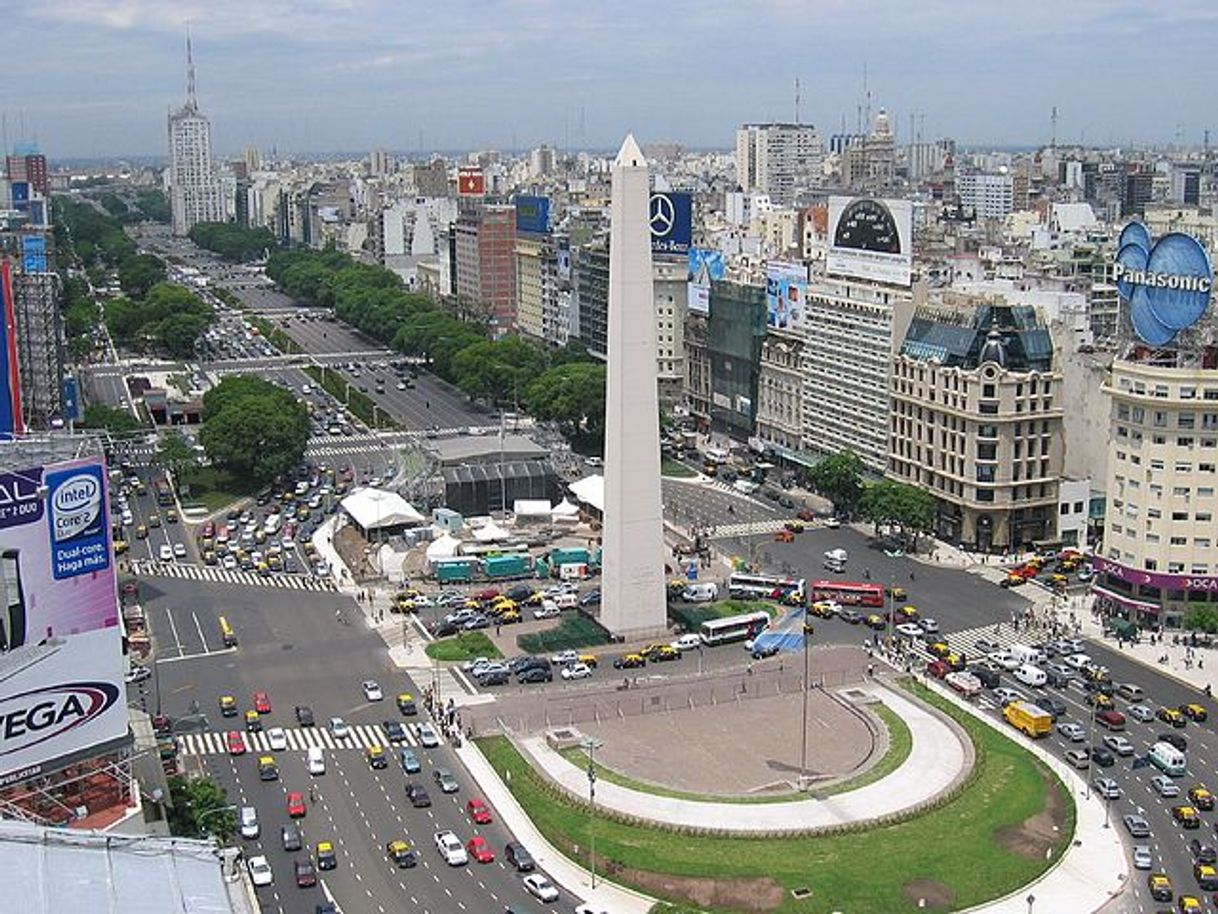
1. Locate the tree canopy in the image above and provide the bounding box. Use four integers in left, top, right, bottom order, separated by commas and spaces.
166, 775, 235, 841
81, 404, 144, 435
806, 451, 865, 517
188, 222, 277, 262
858, 479, 937, 549
104, 282, 213, 358
524, 362, 607, 439
199, 376, 309, 483
117, 254, 167, 298
154, 431, 199, 484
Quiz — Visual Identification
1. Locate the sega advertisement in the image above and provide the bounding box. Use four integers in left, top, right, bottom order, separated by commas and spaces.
766, 262, 808, 331
515, 195, 550, 235
1115, 222, 1213, 346
0, 456, 125, 787
827, 196, 913, 286
650, 192, 692, 255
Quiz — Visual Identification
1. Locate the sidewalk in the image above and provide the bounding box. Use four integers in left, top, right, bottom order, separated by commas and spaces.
518, 681, 968, 833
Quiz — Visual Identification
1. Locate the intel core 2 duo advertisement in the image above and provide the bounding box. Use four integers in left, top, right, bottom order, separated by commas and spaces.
0, 456, 126, 787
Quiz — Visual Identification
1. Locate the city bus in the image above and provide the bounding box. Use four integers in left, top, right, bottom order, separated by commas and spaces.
153, 477, 174, 507
727, 572, 805, 602
700, 610, 771, 646
809, 580, 885, 608
219, 616, 238, 648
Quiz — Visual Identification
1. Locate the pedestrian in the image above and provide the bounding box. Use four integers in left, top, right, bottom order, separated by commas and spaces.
909, 571, 915, 581
496, 623, 501, 636
867, 663, 874, 678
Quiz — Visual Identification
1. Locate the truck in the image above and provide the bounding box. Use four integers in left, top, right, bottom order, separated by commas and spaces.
434, 560, 475, 584
1002, 700, 1052, 738
549, 548, 591, 568
483, 554, 531, 581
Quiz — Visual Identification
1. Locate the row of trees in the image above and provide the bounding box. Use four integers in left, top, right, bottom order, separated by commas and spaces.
806, 450, 936, 550
95, 188, 171, 225
266, 248, 608, 438
104, 282, 213, 360
188, 222, 277, 262
196, 376, 311, 483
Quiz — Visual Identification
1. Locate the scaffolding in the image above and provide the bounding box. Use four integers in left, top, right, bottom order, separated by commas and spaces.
12, 269, 63, 428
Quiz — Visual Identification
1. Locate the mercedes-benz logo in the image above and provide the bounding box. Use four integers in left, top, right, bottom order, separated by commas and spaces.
649, 194, 675, 237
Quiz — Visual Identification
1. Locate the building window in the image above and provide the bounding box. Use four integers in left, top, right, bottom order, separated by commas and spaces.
1174, 487, 1191, 497
1117, 404, 1130, 421
982, 383, 995, 398
1180, 413, 1196, 429
1201, 487, 1215, 497
1171, 537, 1188, 546
1169, 563, 1186, 574
976, 488, 994, 502
1145, 559, 1158, 571
1154, 411, 1168, 427
1197, 538, 1212, 548
1182, 386, 1197, 399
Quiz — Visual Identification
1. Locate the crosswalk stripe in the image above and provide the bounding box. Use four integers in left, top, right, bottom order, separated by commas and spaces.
704, 518, 792, 539
131, 560, 338, 593
178, 724, 411, 756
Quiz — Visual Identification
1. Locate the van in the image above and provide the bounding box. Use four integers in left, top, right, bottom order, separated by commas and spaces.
1013, 664, 1047, 688
1010, 644, 1047, 666
704, 447, 730, 465
307, 746, 326, 776
239, 806, 259, 840
823, 548, 848, 572
1149, 740, 1187, 777
682, 582, 719, 603
672, 633, 702, 651
553, 593, 578, 610
219, 616, 238, 648
1116, 682, 1144, 702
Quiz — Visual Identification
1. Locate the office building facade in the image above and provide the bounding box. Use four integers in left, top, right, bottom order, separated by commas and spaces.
454, 204, 517, 335
735, 123, 822, 206
167, 38, 225, 236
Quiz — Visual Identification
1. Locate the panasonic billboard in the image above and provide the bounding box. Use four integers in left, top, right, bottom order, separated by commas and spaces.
1115, 221, 1214, 346
0, 456, 125, 787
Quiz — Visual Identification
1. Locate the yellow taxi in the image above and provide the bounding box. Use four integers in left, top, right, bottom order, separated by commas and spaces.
386, 840, 417, 868
490, 598, 517, 615
257, 755, 279, 781
135, 524, 149, 539
523, 592, 546, 606
399, 588, 422, 599
928, 641, 951, 659
1148, 872, 1173, 902
203, 550, 217, 565
1172, 804, 1201, 829
393, 593, 418, 612
148, 513, 162, 528
1086, 692, 1113, 709
366, 745, 388, 769
895, 605, 919, 621
113, 539, 129, 555
887, 586, 907, 601
498, 609, 521, 624
219, 695, 238, 717
1194, 863, 1218, 891
316, 841, 337, 870
1188, 786, 1215, 811
650, 645, 681, 662
1159, 707, 1187, 728
1178, 896, 1203, 914
1182, 703, 1208, 723
303, 542, 317, 557
244, 709, 262, 732
945, 652, 967, 672
577, 653, 599, 668
809, 601, 838, 618
637, 643, 668, 659
613, 653, 646, 669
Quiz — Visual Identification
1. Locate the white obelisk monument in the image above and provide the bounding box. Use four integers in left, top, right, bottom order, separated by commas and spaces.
600, 135, 667, 638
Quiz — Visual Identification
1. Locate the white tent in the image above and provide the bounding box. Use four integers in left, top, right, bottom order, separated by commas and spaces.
340, 487, 426, 532
425, 533, 461, 561
473, 520, 511, 542
568, 474, 604, 513
551, 498, 580, 523
513, 499, 553, 519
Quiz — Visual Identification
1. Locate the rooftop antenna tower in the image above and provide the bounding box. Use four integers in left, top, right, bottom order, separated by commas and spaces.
794, 77, 800, 124
1050, 105, 1058, 148
185, 25, 198, 109
863, 62, 871, 132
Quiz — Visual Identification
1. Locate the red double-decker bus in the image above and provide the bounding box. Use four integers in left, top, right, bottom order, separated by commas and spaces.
810, 580, 885, 608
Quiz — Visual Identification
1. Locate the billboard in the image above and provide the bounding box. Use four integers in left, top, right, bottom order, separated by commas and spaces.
61, 378, 82, 424
9, 182, 28, 211
0, 456, 125, 787
766, 261, 808, 331
0, 263, 24, 438
1115, 222, 1213, 346
458, 167, 485, 196
515, 195, 550, 235
827, 196, 913, 286
687, 247, 725, 317
21, 235, 47, 273
650, 191, 692, 255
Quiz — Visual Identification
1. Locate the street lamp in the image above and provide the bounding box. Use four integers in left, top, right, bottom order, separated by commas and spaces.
799, 618, 814, 789
1026, 894, 1035, 914
582, 737, 598, 889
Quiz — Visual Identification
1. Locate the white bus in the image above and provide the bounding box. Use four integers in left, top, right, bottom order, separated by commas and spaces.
727, 573, 805, 602
699, 610, 771, 646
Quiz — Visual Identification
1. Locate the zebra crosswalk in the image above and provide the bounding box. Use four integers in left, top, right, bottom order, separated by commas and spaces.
131, 560, 338, 593
178, 722, 431, 756
704, 518, 794, 540
905, 621, 1057, 665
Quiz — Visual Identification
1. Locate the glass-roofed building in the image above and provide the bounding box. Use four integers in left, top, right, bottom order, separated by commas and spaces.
888, 293, 1064, 551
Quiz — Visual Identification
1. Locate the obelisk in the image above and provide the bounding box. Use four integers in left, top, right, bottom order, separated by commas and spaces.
600, 135, 667, 638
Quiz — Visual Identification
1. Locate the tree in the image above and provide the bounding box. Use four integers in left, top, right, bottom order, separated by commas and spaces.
524, 362, 607, 439
166, 775, 235, 841
188, 222, 277, 262
200, 377, 309, 483
154, 431, 199, 486
452, 337, 547, 405
81, 404, 143, 435
858, 480, 937, 550
117, 254, 167, 298
1185, 605, 1218, 634
806, 451, 865, 517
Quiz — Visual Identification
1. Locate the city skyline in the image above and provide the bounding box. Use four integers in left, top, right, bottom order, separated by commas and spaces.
4, 0, 1217, 159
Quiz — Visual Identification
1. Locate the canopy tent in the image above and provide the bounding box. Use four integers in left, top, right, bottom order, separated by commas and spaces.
425, 533, 462, 561
568, 475, 604, 514
551, 498, 581, 522
340, 487, 426, 533
513, 499, 553, 519
473, 520, 511, 542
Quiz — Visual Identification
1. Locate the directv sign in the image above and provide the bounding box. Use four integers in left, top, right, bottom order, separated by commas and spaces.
1115, 222, 1214, 346
515, 195, 550, 235
650, 192, 691, 255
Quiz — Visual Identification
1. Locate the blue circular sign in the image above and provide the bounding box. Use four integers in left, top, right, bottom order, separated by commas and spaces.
1115, 223, 1214, 345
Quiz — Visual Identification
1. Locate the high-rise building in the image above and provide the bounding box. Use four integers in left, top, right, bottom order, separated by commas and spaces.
370, 148, 395, 176
167, 35, 225, 236
529, 145, 555, 178
957, 172, 1015, 220
454, 204, 517, 335
735, 123, 822, 206
841, 110, 896, 190
5, 150, 48, 197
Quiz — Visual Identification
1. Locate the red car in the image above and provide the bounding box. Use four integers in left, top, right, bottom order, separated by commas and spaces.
466, 835, 495, 864
253, 692, 272, 714
467, 798, 493, 825
286, 791, 307, 818
226, 731, 246, 756
474, 589, 500, 602
926, 659, 950, 679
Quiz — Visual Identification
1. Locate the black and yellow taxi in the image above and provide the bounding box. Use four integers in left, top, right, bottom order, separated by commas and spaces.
1148, 872, 1173, 902
613, 653, 646, 670
809, 601, 838, 618
864, 614, 886, 631
148, 513, 162, 528
1085, 691, 1114, 710
135, 524, 149, 539
498, 608, 522, 624
1177, 895, 1203, 914
1160, 706, 1188, 728
1194, 862, 1218, 891
887, 586, 907, 601
649, 645, 682, 662
945, 652, 968, 672
523, 591, 546, 606
113, 538, 129, 555
219, 695, 238, 717
1172, 804, 1202, 829
637, 643, 668, 659
577, 653, 599, 669
1182, 703, 1208, 723
396, 693, 418, 716
316, 841, 337, 870
386, 840, 418, 868
928, 641, 951, 659
1189, 786, 1215, 811
366, 745, 388, 770
166, 509, 179, 523
895, 605, 919, 621
244, 709, 262, 732
203, 549, 217, 565
257, 755, 279, 781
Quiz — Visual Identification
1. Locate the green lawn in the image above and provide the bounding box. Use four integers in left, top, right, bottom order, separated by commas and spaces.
177, 467, 261, 513
819, 703, 912, 796
661, 457, 696, 478
424, 632, 501, 662
477, 680, 1073, 914
517, 614, 610, 654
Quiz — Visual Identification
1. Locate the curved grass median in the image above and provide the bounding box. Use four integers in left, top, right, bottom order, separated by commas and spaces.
424, 632, 501, 662
558, 703, 912, 805
477, 681, 1074, 913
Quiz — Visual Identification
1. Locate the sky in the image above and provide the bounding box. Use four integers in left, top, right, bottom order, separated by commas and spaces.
5, 0, 1218, 160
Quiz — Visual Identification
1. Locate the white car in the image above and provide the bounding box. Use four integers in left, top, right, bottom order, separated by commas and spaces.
551, 650, 580, 665
522, 873, 560, 903
362, 680, 383, 701
1092, 776, 1122, 800
1056, 721, 1086, 742
988, 651, 1020, 671
247, 855, 273, 886
534, 602, 561, 620
1132, 845, 1153, 870
462, 656, 491, 673
1151, 774, 1180, 797
434, 830, 468, 865
894, 622, 923, 638
1102, 735, 1134, 757
1064, 652, 1093, 671
329, 717, 350, 739
918, 617, 940, 635
1128, 704, 1155, 722
267, 727, 288, 751
159, 544, 174, 561
223, 555, 238, 570
561, 663, 593, 681
172, 542, 187, 558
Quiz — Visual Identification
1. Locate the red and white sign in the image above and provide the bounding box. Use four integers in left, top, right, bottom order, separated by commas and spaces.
458, 167, 485, 196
